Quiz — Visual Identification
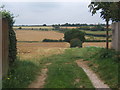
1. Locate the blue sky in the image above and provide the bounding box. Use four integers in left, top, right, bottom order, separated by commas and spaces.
2, 1, 106, 25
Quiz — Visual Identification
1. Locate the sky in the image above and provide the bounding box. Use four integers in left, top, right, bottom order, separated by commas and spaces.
1, 0, 106, 25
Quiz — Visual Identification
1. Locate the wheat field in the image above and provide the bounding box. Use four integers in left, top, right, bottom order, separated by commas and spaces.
15, 30, 111, 59
15, 30, 64, 41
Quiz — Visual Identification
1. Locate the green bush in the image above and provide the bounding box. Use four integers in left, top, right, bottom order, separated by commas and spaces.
64, 29, 86, 43
70, 38, 82, 48
18, 27, 22, 29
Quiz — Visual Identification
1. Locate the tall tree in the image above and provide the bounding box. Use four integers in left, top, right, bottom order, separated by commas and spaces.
88, 2, 112, 49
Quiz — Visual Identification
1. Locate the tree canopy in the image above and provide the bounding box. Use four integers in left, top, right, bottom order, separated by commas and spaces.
88, 2, 120, 22
109, 2, 120, 22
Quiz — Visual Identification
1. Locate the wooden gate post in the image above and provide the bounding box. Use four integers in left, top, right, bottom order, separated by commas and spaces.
0, 16, 2, 89
111, 22, 120, 51
2, 18, 9, 78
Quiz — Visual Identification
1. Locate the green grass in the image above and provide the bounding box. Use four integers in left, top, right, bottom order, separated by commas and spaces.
40, 50, 94, 88
86, 48, 119, 88
2, 47, 119, 88
80, 30, 112, 35
2, 49, 94, 88
66, 47, 119, 88
2, 57, 42, 88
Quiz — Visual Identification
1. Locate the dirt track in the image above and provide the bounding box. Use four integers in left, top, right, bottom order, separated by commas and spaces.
76, 60, 110, 88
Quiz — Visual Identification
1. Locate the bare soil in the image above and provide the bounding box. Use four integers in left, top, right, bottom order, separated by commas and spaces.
28, 62, 52, 88
28, 68, 48, 88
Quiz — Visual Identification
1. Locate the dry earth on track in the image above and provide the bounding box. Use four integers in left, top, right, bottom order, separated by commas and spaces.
76, 60, 110, 88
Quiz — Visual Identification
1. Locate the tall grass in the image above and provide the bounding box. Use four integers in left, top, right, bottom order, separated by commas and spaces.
2, 57, 42, 88
40, 50, 94, 88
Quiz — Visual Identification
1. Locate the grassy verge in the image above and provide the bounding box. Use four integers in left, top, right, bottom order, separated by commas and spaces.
2, 57, 42, 88
65, 47, 119, 88
86, 48, 119, 88
40, 50, 94, 88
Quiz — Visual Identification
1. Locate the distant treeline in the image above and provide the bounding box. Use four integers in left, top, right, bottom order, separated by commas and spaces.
52, 23, 106, 27
52, 23, 111, 31
14, 23, 106, 27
